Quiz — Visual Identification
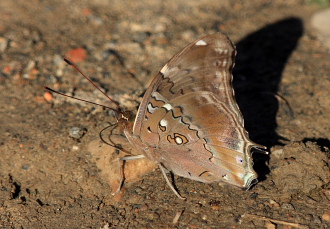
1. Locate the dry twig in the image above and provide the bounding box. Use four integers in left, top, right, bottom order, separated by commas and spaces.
242, 213, 309, 229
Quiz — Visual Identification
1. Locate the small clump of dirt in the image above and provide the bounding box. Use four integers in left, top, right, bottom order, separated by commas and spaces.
270, 141, 329, 194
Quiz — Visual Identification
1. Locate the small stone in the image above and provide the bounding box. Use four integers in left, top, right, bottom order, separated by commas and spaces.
23, 60, 39, 80
322, 210, 330, 221
43, 92, 53, 102
140, 204, 148, 211
269, 199, 280, 208
10, 41, 19, 48
271, 148, 284, 158
24, 60, 36, 72
265, 221, 276, 229
88, 15, 103, 26
133, 32, 151, 43
46, 75, 59, 84
53, 54, 65, 68
21, 164, 30, 170
181, 30, 195, 41
0, 37, 8, 52
146, 212, 159, 220
134, 187, 143, 194
69, 127, 87, 140
65, 48, 87, 63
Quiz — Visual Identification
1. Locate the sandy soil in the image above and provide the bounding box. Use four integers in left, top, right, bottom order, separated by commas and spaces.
0, 0, 329, 228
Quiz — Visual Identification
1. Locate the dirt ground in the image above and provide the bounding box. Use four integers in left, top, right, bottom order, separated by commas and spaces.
1, 0, 330, 228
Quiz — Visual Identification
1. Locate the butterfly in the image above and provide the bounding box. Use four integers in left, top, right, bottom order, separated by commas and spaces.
113, 32, 267, 199
47, 32, 267, 199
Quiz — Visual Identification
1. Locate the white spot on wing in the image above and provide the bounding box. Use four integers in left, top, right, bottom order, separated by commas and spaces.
162, 103, 173, 110
195, 40, 207, 46
160, 64, 169, 74
175, 137, 183, 144
159, 119, 168, 127
147, 103, 157, 113
151, 92, 167, 102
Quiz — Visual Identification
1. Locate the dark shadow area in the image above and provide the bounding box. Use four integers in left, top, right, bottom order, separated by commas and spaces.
232, 18, 304, 178
233, 18, 303, 147
303, 138, 330, 153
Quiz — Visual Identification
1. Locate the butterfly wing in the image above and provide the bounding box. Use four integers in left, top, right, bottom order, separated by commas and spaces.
128, 33, 266, 188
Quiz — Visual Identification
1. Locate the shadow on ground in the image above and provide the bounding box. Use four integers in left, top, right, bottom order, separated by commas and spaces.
232, 18, 304, 178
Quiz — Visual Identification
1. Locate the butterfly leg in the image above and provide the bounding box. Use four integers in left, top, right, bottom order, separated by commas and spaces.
112, 154, 145, 195
158, 163, 186, 200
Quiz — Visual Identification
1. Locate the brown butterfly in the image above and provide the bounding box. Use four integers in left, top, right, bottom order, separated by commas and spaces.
48, 32, 267, 200
116, 33, 267, 199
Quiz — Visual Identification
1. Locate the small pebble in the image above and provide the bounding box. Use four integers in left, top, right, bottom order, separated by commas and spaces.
66, 48, 87, 63
133, 32, 151, 43
265, 221, 276, 229
269, 199, 280, 208
43, 92, 53, 102
3, 65, 11, 75
53, 54, 65, 68
89, 15, 103, 26
322, 210, 330, 221
0, 37, 8, 52
22, 60, 38, 79
271, 149, 284, 158
21, 164, 30, 170
69, 127, 86, 140
140, 204, 148, 211
24, 60, 36, 72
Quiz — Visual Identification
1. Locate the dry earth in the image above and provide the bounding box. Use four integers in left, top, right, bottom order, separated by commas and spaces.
0, 0, 330, 228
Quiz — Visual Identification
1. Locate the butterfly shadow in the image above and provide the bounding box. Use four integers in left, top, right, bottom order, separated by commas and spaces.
232, 18, 304, 180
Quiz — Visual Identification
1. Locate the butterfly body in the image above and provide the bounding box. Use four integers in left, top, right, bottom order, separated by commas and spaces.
123, 33, 266, 191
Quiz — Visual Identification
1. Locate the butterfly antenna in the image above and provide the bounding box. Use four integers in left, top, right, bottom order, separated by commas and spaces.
45, 87, 121, 116
63, 58, 121, 110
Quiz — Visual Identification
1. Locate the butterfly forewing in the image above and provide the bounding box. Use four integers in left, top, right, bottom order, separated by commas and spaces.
127, 33, 266, 189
